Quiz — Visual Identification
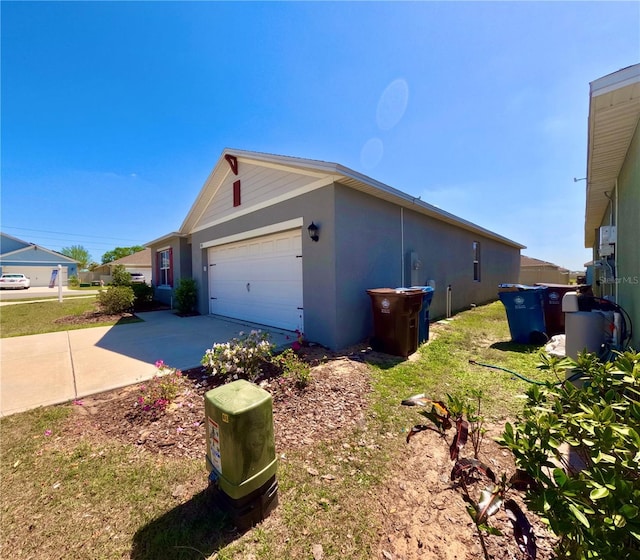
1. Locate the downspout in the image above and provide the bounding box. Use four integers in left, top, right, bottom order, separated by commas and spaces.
400, 207, 405, 287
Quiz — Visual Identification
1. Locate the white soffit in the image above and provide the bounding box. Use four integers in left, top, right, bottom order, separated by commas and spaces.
585, 64, 640, 247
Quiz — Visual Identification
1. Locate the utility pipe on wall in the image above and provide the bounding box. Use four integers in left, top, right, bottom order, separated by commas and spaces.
446, 284, 452, 318
615, 179, 618, 304
400, 207, 405, 287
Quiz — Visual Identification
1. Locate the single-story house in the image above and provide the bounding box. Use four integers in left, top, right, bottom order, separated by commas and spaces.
584, 63, 640, 349
0, 232, 79, 286
83, 248, 152, 285
519, 255, 570, 285
148, 149, 524, 350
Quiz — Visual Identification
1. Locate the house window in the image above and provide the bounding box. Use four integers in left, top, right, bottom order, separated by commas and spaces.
158, 249, 173, 287
473, 241, 481, 282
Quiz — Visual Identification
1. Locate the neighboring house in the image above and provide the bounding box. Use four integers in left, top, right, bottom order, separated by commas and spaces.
86, 248, 152, 284
584, 63, 640, 349
148, 149, 524, 350
519, 255, 570, 285
0, 232, 78, 286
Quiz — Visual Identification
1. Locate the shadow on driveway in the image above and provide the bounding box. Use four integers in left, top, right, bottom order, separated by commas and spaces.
93, 311, 294, 371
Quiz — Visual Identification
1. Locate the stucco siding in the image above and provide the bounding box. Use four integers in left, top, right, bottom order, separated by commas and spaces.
190, 186, 338, 347
617, 122, 640, 349
401, 207, 519, 319
331, 185, 520, 349
172, 150, 524, 351
334, 184, 404, 350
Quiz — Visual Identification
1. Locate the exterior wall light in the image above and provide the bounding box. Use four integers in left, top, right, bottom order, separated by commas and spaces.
307, 222, 319, 242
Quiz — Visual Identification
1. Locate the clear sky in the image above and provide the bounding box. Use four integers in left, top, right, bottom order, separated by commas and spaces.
2, 1, 638, 270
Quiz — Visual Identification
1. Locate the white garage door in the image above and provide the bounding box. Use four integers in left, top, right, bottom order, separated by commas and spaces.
208, 229, 303, 332
2, 266, 68, 287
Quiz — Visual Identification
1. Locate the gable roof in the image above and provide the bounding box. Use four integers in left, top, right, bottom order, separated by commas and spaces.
585, 63, 640, 246
109, 248, 152, 267
521, 255, 568, 272
0, 232, 78, 263
179, 149, 525, 249
1, 232, 33, 254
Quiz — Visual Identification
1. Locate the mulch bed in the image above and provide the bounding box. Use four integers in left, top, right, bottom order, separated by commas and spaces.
69, 344, 374, 459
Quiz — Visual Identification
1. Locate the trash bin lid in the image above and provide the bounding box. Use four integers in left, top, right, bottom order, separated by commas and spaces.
409, 286, 434, 293
498, 284, 546, 291
367, 288, 424, 295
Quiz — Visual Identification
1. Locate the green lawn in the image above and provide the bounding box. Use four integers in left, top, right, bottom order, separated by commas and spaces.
0, 297, 140, 338
0, 301, 550, 559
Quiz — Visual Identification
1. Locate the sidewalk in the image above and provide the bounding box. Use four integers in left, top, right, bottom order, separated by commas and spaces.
0, 311, 293, 417
0, 286, 100, 305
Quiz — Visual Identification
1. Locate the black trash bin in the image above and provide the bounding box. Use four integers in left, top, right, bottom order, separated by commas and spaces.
409, 286, 435, 344
367, 288, 424, 357
498, 284, 548, 345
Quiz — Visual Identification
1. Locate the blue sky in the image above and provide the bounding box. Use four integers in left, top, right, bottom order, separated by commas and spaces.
2, 1, 638, 270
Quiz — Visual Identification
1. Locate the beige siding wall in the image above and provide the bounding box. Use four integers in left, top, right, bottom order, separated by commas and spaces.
193, 162, 328, 231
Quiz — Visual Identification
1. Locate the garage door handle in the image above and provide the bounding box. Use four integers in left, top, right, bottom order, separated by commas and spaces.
210, 297, 217, 300
297, 307, 303, 310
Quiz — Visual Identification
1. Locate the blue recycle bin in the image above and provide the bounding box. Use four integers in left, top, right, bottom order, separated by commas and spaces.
498, 284, 548, 345
410, 286, 435, 344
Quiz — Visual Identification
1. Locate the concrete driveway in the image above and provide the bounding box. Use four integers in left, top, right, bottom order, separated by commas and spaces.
0, 310, 293, 417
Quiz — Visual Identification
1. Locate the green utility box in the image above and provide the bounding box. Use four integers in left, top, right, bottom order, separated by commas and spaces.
204, 380, 278, 528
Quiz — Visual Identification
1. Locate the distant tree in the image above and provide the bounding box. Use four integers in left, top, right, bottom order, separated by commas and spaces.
88, 262, 99, 271
101, 245, 145, 264
61, 245, 91, 270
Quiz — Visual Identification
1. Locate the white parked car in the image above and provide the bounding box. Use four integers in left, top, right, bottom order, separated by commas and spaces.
130, 273, 146, 284
0, 273, 31, 289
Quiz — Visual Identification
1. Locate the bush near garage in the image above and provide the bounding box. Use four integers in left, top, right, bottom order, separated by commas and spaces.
131, 283, 154, 311
97, 286, 135, 314
174, 277, 198, 315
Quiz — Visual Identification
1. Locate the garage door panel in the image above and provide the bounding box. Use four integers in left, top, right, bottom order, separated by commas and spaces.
2, 266, 68, 287
208, 229, 303, 332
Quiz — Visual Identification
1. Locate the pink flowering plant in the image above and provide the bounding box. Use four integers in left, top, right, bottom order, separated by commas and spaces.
201, 330, 274, 382
135, 360, 185, 415
291, 329, 305, 352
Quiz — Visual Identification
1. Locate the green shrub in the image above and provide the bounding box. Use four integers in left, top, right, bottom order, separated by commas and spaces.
174, 277, 198, 314
273, 348, 311, 388
498, 350, 640, 559
110, 264, 132, 286
68, 275, 80, 288
97, 286, 135, 314
131, 283, 154, 310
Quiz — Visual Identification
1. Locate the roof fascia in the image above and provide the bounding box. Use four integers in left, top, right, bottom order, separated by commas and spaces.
0, 245, 79, 262
179, 148, 525, 250
145, 232, 187, 247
